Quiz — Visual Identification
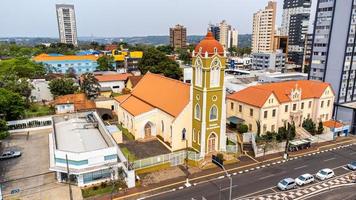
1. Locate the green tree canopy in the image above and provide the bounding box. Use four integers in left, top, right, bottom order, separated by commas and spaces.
317, 121, 324, 135
177, 48, 191, 65
0, 119, 9, 140
0, 88, 26, 120
81, 73, 100, 99
49, 78, 78, 97
138, 47, 182, 80
156, 45, 174, 55
237, 123, 249, 134
0, 57, 46, 78
0, 73, 33, 105
302, 118, 316, 135
97, 55, 114, 71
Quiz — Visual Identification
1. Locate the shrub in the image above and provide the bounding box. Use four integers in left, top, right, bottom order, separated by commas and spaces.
302, 118, 316, 135
316, 121, 324, 135
237, 123, 248, 134
216, 153, 224, 161
92, 185, 98, 190
100, 182, 107, 188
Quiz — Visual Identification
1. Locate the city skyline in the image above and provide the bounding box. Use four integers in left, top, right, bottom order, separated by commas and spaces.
0, 0, 285, 37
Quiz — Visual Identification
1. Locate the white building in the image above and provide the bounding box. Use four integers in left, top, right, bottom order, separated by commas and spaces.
252, 50, 286, 71
228, 28, 238, 49
49, 111, 135, 188
30, 79, 53, 103
94, 73, 132, 93
56, 4, 78, 46
252, 1, 276, 53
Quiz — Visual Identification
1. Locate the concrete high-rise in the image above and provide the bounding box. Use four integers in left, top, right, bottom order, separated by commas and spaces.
208, 20, 238, 49
56, 4, 78, 46
169, 24, 187, 49
309, 0, 356, 133
252, 1, 277, 53
280, 0, 311, 68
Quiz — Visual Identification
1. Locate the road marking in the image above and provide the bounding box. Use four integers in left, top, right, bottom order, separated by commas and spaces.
294, 165, 308, 170
270, 187, 278, 193
259, 174, 275, 180
324, 157, 336, 162
350, 152, 356, 155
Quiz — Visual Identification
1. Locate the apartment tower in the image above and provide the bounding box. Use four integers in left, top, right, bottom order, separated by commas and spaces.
280, 0, 311, 68
309, 0, 356, 133
56, 4, 78, 46
169, 24, 187, 49
252, 1, 277, 53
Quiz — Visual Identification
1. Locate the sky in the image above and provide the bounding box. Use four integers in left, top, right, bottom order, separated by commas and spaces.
0, 0, 284, 38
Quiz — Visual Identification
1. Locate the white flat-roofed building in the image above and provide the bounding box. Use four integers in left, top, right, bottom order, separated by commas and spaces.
49, 111, 135, 187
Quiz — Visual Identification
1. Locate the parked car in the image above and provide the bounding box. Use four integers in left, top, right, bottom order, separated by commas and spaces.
316, 168, 334, 180
277, 178, 297, 190
0, 151, 21, 160
347, 161, 356, 171
295, 173, 315, 186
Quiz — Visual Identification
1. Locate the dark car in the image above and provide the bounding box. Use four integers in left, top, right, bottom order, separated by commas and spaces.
0, 151, 21, 160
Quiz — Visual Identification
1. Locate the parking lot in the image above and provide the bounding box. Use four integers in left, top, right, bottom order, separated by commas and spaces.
0, 128, 82, 200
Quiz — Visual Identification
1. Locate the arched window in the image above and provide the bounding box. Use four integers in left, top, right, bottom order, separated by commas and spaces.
210, 58, 221, 87
161, 120, 164, 132
182, 128, 186, 140
195, 104, 201, 120
197, 131, 201, 145
195, 58, 203, 86
209, 105, 218, 121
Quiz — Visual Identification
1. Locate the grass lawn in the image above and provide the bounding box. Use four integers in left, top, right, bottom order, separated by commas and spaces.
81, 181, 127, 198
120, 147, 137, 162
226, 138, 236, 145
24, 104, 54, 118
117, 124, 135, 141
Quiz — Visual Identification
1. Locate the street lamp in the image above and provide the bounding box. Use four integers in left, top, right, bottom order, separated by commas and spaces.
213, 160, 232, 200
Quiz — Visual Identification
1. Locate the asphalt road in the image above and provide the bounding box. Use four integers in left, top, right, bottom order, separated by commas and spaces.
305, 184, 356, 200
146, 145, 356, 200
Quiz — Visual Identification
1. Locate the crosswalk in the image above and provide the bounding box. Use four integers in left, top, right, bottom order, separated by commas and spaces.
244, 173, 355, 200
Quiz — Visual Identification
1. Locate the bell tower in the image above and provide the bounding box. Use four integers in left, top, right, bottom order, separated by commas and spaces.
191, 32, 227, 157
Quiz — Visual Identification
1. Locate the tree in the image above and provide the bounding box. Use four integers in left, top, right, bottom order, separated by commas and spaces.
97, 55, 114, 71
237, 123, 248, 134
0, 73, 33, 106
302, 118, 316, 135
317, 121, 324, 135
138, 47, 182, 80
81, 73, 100, 99
256, 120, 261, 137
0, 57, 46, 78
0, 119, 9, 140
177, 48, 191, 65
48, 78, 78, 97
228, 47, 238, 55
156, 45, 174, 55
0, 88, 26, 120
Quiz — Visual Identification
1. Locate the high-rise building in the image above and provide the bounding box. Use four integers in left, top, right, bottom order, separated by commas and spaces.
252, 1, 277, 53
169, 24, 187, 49
208, 20, 238, 49
309, 0, 356, 132
56, 4, 78, 46
280, 0, 311, 68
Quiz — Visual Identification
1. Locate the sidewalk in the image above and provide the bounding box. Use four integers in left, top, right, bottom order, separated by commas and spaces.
91, 136, 356, 200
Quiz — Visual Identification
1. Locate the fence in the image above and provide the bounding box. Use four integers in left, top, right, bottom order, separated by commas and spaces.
132, 150, 202, 170
7, 116, 53, 133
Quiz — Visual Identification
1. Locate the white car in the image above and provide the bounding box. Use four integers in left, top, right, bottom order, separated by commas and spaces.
295, 173, 314, 186
316, 168, 334, 180
277, 178, 297, 191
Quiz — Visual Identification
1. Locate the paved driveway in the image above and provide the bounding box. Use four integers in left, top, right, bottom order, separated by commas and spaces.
0, 129, 82, 200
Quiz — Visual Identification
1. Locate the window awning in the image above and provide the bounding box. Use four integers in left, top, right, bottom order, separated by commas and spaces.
227, 116, 244, 125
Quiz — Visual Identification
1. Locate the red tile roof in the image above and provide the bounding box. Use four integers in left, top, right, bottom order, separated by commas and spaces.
194, 32, 224, 56
52, 93, 96, 111
227, 80, 333, 108
323, 120, 343, 128
115, 73, 190, 117
95, 73, 132, 82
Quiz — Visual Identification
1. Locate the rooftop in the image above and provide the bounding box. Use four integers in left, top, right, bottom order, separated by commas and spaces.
53, 112, 114, 153
33, 54, 99, 62
228, 80, 332, 108
95, 73, 132, 82
52, 93, 96, 111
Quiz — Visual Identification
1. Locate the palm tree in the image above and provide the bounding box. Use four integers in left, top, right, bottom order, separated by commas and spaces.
82, 73, 100, 99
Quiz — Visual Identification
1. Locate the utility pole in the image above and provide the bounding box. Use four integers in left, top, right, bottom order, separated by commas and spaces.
184, 128, 191, 187
65, 154, 73, 200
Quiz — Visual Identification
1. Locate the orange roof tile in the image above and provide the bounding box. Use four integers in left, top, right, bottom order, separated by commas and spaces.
323, 120, 343, 128
120, 96, 154, 116
95, 73, 132, 82
194, 32, 224, 56
33, 54, 99, 62
126, 75, 143, 88
115, 73, 190, 117
228, 80, 333, 108
114, 94, 130, 103
53, 93, 96, 111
